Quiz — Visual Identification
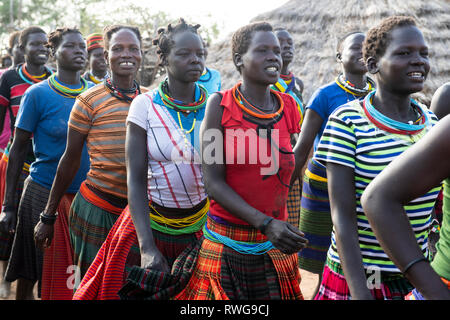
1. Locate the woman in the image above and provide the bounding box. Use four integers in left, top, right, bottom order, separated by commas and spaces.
2, 27, 91, 300
361, 115, 450, 300
197, 40, 221, 94
170, 21, 307, 300
82, 33, 108, 84
292, 30, 374, 295
34, 25, 145, 293
313, 16, 439, 300
272, 27, 304, 235
0, 26, 53, 299
73, 18, 208, 300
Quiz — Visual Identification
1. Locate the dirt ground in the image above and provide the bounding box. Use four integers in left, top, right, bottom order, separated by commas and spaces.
0, 269, 318, 300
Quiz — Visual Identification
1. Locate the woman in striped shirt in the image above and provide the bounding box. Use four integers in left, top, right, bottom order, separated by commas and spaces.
313, 16, 440, 300
34, 25, 146, 294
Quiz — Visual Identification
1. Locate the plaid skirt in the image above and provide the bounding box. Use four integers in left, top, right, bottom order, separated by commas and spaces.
68, 182, 126, 285
298, 158, 333, 274
0, 155, 28, 261
171, 215, 303, 300
73, 205, 202, 300
315, 258, 413, 300
287, 178, 301, 229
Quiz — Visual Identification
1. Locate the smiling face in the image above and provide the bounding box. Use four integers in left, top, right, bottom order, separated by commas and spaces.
54, 32, 87, 72
237, 30, 282, 85
23, 32, 49, 66
275, 29, 294, 67
165, 31, 205, 83
339, 33, 367, 75
371, 25, 429, 95
105, 28, 142, 78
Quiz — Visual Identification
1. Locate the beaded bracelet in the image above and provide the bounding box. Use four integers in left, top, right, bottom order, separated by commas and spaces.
402, 257, 429, 275
39, 212, 58, 225
259, 217, 274, 235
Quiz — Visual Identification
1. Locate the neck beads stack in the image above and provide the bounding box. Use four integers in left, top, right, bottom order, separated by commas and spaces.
104, 77, 140, 102
48, 74, 89, 98
158, 78, 208, 155
335, 74, 375, 101
232, 82, 284, 120
363, 90, 430, 143
18, 63, 53, 85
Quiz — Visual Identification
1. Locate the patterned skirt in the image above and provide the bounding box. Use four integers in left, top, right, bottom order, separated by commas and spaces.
298, 158, 333, 274
287, 178, 301, 229
171, 215, 303, 300
68, 182, 125, 285
73, 205, 202, 300
0, 154, 28, 261
315, 258, 413, 300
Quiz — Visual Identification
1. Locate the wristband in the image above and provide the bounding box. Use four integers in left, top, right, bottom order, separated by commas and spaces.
259, 217, 274, 235
402, 257, 429, 274
39, 212, 58, 225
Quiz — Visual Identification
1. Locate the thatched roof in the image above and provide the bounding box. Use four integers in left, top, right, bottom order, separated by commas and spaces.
205, 0, 450, 105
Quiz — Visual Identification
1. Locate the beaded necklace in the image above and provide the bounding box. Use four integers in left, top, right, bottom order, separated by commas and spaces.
362, 90, 430, 136
104, 77, 140, 102
335, 74, 375, 98
48, 74, 89, 98
18, 63, 53, 85
87, 72, 105, 84
198, 67, 212, 82
232, 82, 284, 120
158, 79, 207, 155
158, 79, 208, 112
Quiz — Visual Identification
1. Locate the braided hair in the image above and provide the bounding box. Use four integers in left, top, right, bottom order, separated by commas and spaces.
363, 15, 417, 62
46, 27, 82, 56
152, 18, 201, 66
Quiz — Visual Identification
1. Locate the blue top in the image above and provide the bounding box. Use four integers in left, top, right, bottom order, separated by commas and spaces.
306, 81, 364, 151
15, 78, 92, 193
197, 67, 221, 95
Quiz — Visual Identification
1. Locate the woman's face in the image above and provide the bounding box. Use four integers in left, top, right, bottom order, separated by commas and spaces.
238, 30, 282, 85
11, 39, 25, 65
276, 30, 294, 67
374, 25, 429, 95
165, 31, 205, 83
105, 29, 142, 78
89, 47, 107, 74
339, 33, 367, 74
24, 32, 49, 66
55, 32, 87, 72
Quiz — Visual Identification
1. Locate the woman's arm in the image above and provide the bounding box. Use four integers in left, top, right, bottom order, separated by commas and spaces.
362, 115, 450, 299
430, 83, 450, 120
327, 162, 374, 300
290, 108, 323, 186
0, 128, 32, 233
201, 93, 308, 254
34, 127, 87, 249
126, 122, 169, 272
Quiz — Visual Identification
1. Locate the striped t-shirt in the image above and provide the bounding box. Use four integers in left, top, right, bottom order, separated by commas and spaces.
314, 99, 440, 273
69, 84, 148, 199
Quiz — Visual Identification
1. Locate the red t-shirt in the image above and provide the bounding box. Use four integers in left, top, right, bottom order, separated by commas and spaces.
209, 88, 301, 225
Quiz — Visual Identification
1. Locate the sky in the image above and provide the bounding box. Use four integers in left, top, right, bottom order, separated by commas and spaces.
114, 0, 290, 42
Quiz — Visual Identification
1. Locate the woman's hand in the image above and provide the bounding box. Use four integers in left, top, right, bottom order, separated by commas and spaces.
34, 221, 54, 250
140, 248, 171, 273
264, 219, 308, 254
0, 209, 16, 234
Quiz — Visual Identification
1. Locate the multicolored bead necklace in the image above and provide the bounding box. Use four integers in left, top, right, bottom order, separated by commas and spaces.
335, 74, 375, 97
158, 79, 207, 112
362, 90, 430, 136
232, 82, 284, 120
18, 63, 53, 85
48, 74, 89, 98
104, 77, 140, 102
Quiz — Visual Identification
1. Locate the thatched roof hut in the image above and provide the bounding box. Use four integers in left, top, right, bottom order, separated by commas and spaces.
206, 0, 450, 105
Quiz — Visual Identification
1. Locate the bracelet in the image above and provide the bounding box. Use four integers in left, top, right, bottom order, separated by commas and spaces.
39, 212, 58, 225
259, 217, 274, 235
402, 257, 429, 274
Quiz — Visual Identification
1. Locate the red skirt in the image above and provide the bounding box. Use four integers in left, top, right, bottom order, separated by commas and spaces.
41, 193, 75, 300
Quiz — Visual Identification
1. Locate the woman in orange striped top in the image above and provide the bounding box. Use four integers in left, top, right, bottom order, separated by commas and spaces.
34, 24, 147, 293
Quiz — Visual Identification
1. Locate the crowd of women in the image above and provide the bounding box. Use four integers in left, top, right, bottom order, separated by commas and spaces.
0, 13, 448, 301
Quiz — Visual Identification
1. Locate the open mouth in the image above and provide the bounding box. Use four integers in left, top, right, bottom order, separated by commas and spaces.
119, 61, 135, 67
265, 66, 279, 73
408, 71, 425, 80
